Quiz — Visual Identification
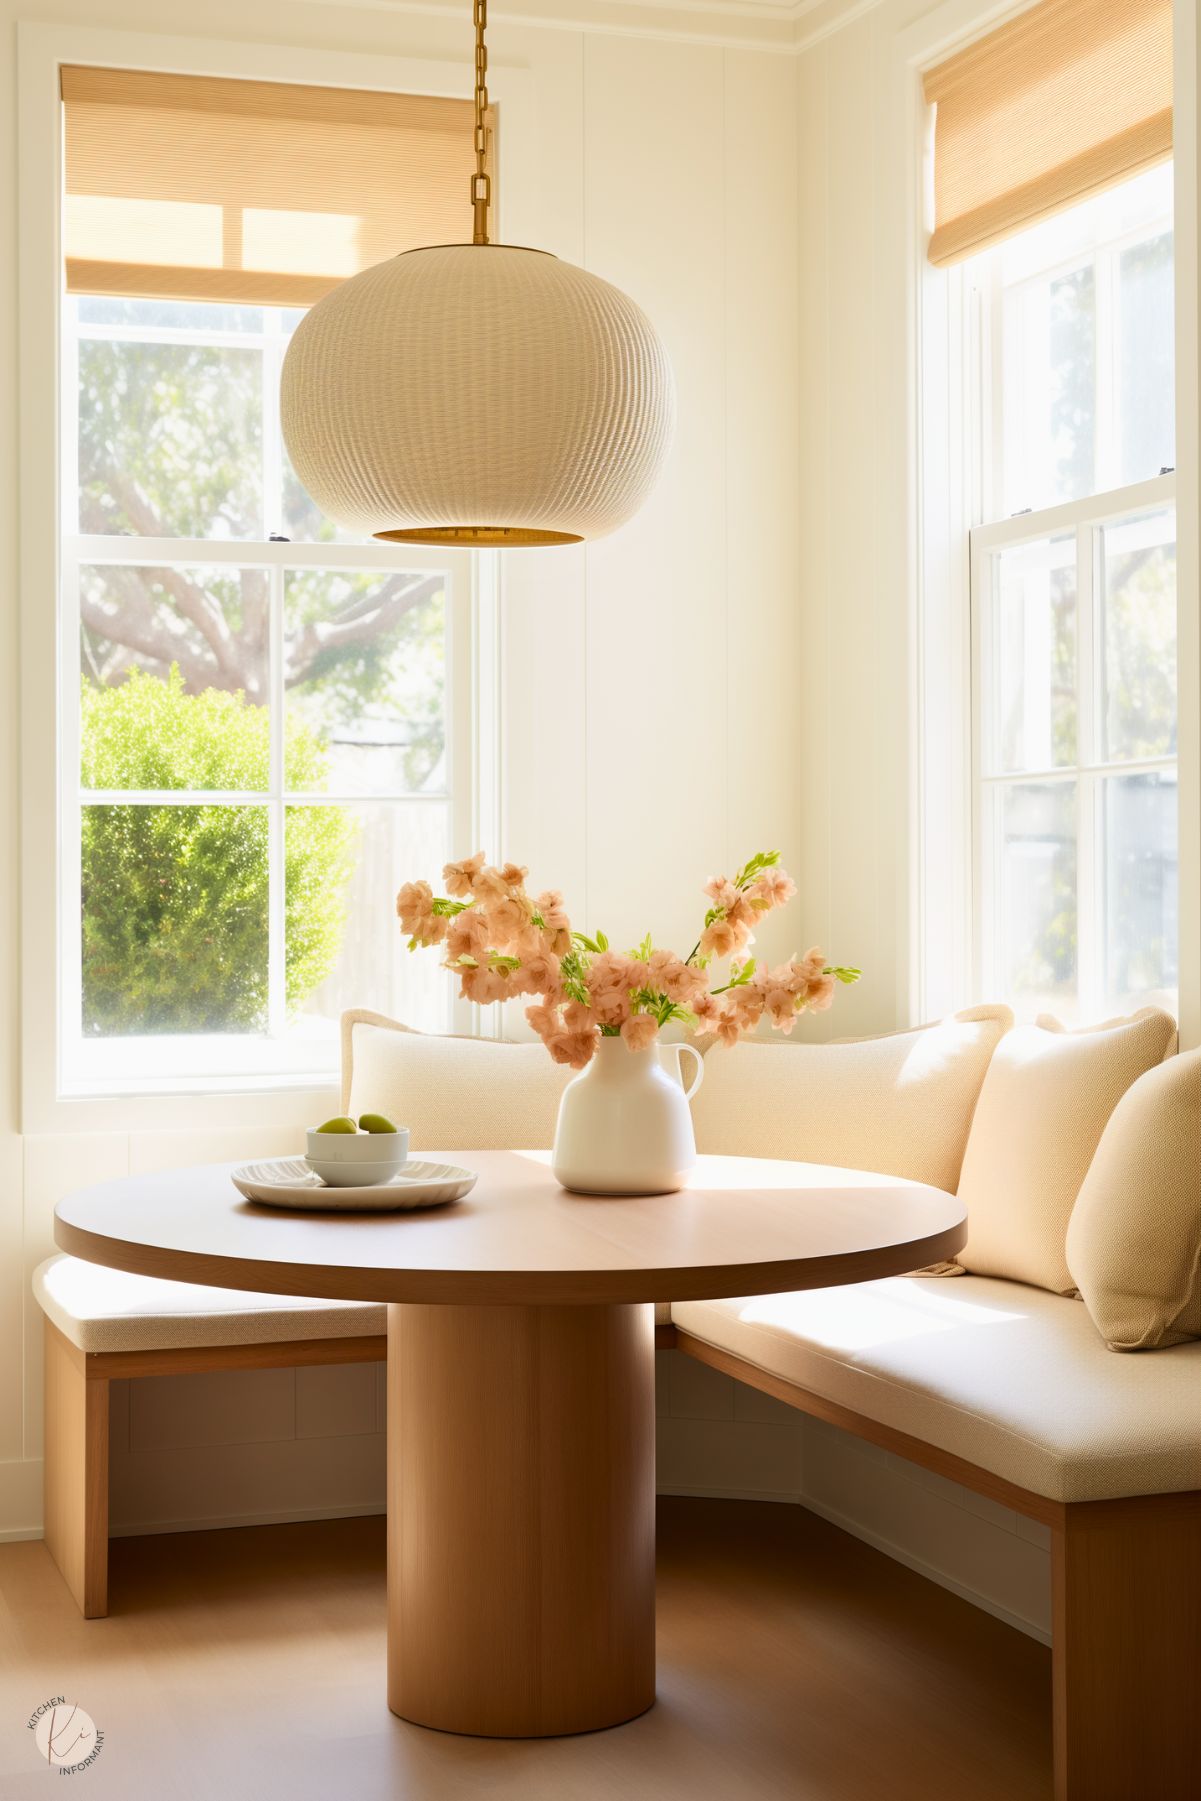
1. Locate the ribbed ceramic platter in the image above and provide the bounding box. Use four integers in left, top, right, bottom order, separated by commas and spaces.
232, 1158, 477, 1212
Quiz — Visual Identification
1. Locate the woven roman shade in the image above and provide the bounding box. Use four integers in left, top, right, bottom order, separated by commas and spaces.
61, 66, 476, 307
924, 0, 1172, 268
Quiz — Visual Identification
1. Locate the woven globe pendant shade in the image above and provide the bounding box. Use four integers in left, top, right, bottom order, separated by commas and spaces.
280, 243, 675, 545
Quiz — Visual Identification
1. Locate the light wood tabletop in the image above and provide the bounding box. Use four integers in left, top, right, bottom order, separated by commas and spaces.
54, 1149, 966, 1306
54, 1151, 966, 1741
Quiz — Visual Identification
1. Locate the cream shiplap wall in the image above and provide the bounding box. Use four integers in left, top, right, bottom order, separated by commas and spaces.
0, 0, 802, 1538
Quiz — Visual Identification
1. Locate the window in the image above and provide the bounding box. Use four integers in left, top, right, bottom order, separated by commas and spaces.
967, 164, 1176, 1022
60, 295, 477, 1093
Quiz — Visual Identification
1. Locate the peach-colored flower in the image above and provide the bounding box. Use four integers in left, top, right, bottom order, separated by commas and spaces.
455, 962, 484, 1001
586, 951, 631, 994
798, 946, 826, 983
727, 984, 764, 1030
473, 964, 517, 1006
592, 989, 632, 1029
713, 1005, 743, 1048
647, 948, 705, 1004
396, 880, 446, 945
471, 864, 511, 904
621, 1013, 659, 1051
509, 921, 544, 960
563, 999, 599, 1033
699, 917, 739, 959
499, 862, 529, 888
483, 893, 530, 948
764, 986, 799, 1031
805, 973, 837, 1012
751, 867, 796, 910
704, 876, 740, 909
514, 950, 563, 999
526, 1002, 562, 1040
445, 906, 489, 960
755, 960, 803, 999
535, 890, 570, 930
726, 895, 756, 933
547, 1028, 598, 1070
443, 852, 485, 899
690, 992, 723, 1034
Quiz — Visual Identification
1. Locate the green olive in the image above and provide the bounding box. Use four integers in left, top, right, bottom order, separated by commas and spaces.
358, 1112, 398, 1134
316, 1116, 358, 1134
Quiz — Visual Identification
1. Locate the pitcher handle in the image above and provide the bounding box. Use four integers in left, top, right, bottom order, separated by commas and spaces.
674, 1041, 705, 1102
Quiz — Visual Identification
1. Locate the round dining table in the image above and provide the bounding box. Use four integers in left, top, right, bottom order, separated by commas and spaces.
55, 1149, 966, 1739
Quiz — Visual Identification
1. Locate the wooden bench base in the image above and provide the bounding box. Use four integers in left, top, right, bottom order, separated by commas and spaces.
672, 1325, 1201, 1801
43, 1318, 680, 1620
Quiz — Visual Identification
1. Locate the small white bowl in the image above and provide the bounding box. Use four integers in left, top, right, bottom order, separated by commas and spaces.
305, 1156, 407, 1189
306, 1125, 410, 1165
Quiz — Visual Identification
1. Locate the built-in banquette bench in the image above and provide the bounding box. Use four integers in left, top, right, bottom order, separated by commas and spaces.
35, 1005, 1201, 1801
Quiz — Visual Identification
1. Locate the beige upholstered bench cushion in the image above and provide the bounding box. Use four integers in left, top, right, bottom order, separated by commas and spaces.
690, 1005, 1013, 1194
672, 1275, 1201, 1504
33, 1255, 385, 1355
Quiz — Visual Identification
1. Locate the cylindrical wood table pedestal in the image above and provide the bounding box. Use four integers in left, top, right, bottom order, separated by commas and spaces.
386, 1299, 657, 1737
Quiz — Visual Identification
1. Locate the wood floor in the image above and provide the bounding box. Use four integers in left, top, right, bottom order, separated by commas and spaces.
0, 1497, 1051, 1800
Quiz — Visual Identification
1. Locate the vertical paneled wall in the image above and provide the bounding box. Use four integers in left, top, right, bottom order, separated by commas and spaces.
504, 41, 802, 968
793, 12, 912, 1041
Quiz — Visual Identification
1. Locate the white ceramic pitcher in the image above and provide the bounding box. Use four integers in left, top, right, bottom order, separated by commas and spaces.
551, 1036, 705, 1195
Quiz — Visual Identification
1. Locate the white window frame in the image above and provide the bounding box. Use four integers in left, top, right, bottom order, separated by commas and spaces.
18, 23, 531, 1132
903, 0, 1200, 1041
970, 474, 1177, 1019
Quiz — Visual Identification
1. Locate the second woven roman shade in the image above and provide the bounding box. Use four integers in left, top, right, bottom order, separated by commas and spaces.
924, 0, 1172, 268
61, 66, 476, 307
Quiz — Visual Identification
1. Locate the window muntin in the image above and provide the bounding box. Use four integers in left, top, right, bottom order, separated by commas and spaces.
969, 164, 1177, 1025
61, 296, 471, 1093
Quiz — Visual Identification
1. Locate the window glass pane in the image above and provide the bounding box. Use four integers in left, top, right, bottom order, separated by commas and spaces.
997, 782, 1077, 1019
286, 801, 451, 1040
283, 569, 447, 795
79, 565, 270, 789
1003, 265, 1095, 513
1101, 510, 1177, 763
81, 804, 268, 1035
79, 337, 262, 537
992, 536, 1076, 773
76, 295, 264, 333
1119, 230, 1175, 485
1104, 771, 1178, 1014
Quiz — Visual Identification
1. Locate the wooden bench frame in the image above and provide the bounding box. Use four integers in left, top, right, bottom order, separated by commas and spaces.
46, 1312, 1198, 1799
42, 1317, 680, 1622
663, 1323, 1201, 1801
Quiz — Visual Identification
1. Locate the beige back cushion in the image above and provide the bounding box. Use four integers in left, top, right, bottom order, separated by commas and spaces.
690, 1005, 1013, 1194
1066, 1048, 1201, 1351
342, 1010, 572, 1152
955, 1008, 1177, 1294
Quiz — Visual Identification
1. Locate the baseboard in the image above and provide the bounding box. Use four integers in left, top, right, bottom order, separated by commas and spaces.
0, 1525, 44, 1544
109, 1500, 387, 1538
656, 1481, 804, 1504
797, 1493, 1052, 1645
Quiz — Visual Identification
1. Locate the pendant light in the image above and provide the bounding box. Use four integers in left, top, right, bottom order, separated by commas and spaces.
280, 0, 675, 546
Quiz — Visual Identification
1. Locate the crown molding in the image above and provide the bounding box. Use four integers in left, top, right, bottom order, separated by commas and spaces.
295, 0, 886, 55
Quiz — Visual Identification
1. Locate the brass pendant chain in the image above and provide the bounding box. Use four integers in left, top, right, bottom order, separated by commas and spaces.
471, 0, 490, 244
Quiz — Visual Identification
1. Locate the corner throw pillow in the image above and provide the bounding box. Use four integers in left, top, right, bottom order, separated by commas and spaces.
341, 1009, 572, 1152
690, 1005, 1013, 1194
954, 1008, 1177, 1294
1066, 1049, 1201, 1351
